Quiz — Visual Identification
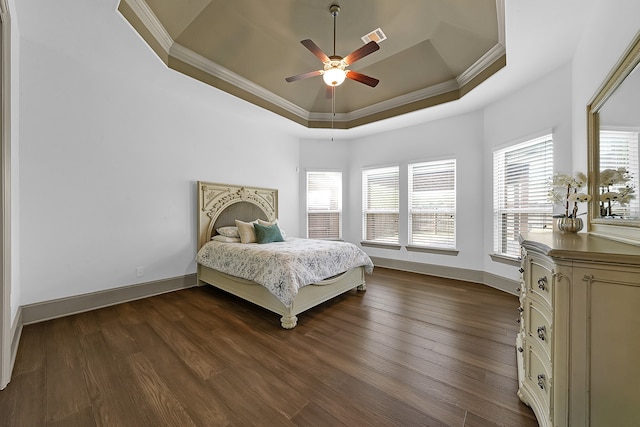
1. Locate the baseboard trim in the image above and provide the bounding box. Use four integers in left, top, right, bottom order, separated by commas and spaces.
21, 274, 197, 325
370, 257, 518, 295
9, 307, 22, 382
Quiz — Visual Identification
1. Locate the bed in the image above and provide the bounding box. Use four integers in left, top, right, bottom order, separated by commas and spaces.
196, 181, 374, 329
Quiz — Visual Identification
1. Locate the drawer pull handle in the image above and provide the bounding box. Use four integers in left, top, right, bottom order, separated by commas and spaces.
516, 318, 521, 324
518, 306, 524, 313
537, 325, 546, 341
519, 267, 525, 273
537, 276, 547, 291
516, 287, 521, 292
518, 347, 524, 353
537, 374, 546, 390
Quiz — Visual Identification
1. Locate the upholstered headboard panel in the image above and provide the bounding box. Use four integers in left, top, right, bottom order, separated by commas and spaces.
197, 181, 278, 249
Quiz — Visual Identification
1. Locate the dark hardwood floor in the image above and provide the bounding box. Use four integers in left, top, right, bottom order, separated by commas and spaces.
0, 267, 538, 426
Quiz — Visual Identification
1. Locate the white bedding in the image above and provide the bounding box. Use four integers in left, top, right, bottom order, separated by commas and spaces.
196, 238, 374, 307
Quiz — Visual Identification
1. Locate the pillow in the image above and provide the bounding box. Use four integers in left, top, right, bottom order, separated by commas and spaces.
257, 218, 287, 239
216, 226, 240, 238
211, 235, 241, 243
254, 222, 284, 244
235, 219, 258, 243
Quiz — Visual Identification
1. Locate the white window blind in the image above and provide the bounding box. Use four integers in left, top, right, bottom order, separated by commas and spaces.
306, 171, 342, 240
362, 166, 399, 244
599, 130, 640, 218
493, 135, 553, 258
408, 159, 456, 248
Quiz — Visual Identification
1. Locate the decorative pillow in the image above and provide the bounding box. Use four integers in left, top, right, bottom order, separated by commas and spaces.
257, 218, 287, 239
216, 226, 240, 238
211, 235, 241, 243
254, 222, 284, 244
235, 219, 258, 243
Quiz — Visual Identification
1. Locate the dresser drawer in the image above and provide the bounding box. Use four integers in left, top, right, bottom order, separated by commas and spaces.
527, 255, 554, 307
523, 339, 552, 423
523, 298, 552, 357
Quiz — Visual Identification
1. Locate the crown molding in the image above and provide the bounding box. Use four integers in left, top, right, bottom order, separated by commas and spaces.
118, 0, 506, 128
120, 0, 172, 54
169, 43, 311, 121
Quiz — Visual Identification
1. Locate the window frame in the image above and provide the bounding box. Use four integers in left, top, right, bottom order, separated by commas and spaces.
598, 128, 640, 218
407, 158, 457, 250
306, 170, 343, 240
493, 134, 554, 259
361, 165, 400, 246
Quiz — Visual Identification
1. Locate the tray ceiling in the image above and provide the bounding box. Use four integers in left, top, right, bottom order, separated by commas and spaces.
118, 0, 505, 129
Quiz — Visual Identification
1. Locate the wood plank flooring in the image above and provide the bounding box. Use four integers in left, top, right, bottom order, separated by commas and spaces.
0, 267, 538, 426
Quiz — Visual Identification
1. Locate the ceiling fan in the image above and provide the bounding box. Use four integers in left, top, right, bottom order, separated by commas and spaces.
285, 4, 380, 88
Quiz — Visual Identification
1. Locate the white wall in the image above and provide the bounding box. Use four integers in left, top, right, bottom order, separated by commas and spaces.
297, 138, 350, 237
300, 112, 487, 273
13, 0, 640, 309
483, 63, 573, 282
298, 56, 575, 290
571, 0, 640, 170
16, 0, 301, 305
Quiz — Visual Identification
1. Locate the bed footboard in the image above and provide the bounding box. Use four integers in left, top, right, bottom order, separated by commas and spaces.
197, 264, 366, 328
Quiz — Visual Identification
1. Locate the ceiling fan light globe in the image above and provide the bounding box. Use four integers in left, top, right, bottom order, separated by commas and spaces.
323, 68, 346, 86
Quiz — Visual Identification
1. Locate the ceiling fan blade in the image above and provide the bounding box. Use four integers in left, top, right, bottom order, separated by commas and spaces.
301, 39, 330, 63
346, 70, 379, 87
285, 70, 323, 83
343, 41, 380, 65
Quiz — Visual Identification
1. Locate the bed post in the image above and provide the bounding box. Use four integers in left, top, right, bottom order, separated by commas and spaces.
280, 312, 298, 329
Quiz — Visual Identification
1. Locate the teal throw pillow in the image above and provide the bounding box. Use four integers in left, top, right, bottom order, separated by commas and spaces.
253, 222, 284, 244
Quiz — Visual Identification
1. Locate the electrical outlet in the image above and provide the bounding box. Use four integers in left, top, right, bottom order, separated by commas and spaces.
136, 266, 144, 277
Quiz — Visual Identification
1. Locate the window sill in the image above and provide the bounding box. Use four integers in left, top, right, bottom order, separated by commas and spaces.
489, 253, 521, 266
405, 245, 459, 256
360, 241, 402, 250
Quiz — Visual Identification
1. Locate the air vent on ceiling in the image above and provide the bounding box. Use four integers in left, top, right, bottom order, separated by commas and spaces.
361, 28, 387, 44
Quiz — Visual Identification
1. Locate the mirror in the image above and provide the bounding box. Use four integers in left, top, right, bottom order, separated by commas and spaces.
588, 31, 640, 244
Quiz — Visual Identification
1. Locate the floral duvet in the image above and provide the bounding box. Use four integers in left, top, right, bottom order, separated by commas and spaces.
196, 238, 374, 307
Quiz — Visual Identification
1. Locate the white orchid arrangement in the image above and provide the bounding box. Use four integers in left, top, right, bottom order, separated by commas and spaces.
548, 172, 592, 218
599, 167, 635, 217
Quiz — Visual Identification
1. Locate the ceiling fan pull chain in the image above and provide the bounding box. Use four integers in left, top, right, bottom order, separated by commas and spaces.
331, 86, 335, 141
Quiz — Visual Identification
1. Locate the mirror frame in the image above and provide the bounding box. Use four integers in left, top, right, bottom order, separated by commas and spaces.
588, 30, 640, 244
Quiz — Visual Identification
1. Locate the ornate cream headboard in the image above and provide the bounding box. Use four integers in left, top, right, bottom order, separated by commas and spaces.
197, 181, 278, 249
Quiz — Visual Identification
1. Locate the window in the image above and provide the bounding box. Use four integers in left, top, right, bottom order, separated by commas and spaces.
599, 130, 640, 217
493, 135, 553, 258
362, 166, 399, 244
306, 171, 342, 240
408, 159, 456, 248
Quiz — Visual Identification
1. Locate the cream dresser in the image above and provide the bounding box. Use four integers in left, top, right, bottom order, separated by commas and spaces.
517, 232, 640, 427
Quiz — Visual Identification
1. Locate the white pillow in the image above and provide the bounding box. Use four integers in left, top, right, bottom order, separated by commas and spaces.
216, 226, 240, 238
211, 235, 241, 243
257, 219, 287, 239
235, 219, 258, 243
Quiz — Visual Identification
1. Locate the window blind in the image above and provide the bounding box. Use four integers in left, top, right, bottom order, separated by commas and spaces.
493, 135, 553, 258
408, 159, 456, 248
599, 130, 640, 217
306, 171, 342, 239
362, 166, 399, 244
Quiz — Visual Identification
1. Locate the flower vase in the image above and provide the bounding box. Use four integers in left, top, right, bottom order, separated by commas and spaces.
557, 217, 583, 233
